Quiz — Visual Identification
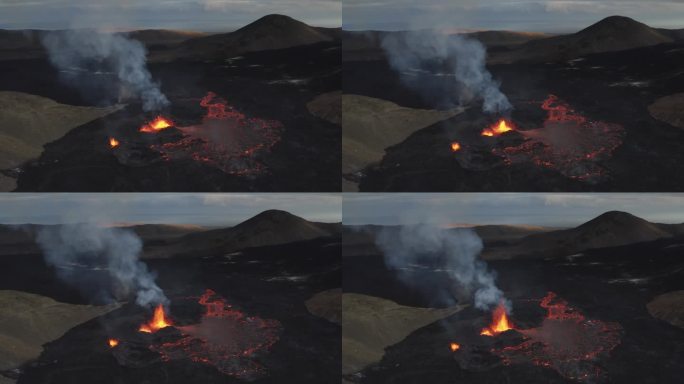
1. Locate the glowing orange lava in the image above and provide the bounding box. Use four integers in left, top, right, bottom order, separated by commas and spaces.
109, 137, 120, 148
450, 342, 460, 352
482, 119, 514, 137
480, 302, 513, 336
108, 338, 119, 348
140, 116, 173, 133
450, 142, 461, 152
139, 304, 172, 333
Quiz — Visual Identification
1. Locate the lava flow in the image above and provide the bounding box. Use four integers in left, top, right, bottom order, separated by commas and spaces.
151, 91, 282, 176
480, 302, 514, 336
148, 289, 281, 380
109, 137, 120, 148
489, 292, 622, 382
481, 119, 514, 137
492, 94, 624, 183
139, 116, 173, 133
138, 304, 172, 333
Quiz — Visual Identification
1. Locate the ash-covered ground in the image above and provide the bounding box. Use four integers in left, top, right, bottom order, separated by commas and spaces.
0, 237, 341, 384
345, 41, 684, 191
344, 235, 684, 383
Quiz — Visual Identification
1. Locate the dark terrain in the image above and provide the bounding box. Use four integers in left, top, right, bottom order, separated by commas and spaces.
0, 15, 341, 191
344, 17, 684, 191
0, 214, 341, 383
343, 218, 684, 383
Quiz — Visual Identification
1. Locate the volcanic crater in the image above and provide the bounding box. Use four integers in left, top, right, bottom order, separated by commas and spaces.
344, 16, 684, 191
343, 213, 684, 383
0, 15, 341, 192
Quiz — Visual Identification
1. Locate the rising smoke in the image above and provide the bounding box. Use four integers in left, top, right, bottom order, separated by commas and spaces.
36, 224, 167, 307
381, 31, 512, 114
376, 224, 506, 310
41, 30, 169, 111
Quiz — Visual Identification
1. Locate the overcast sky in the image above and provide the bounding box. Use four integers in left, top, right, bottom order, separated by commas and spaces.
344, 193, 684, 227
344, 0, 684, 32
0, 0, 341, 31
0, 194, 341, 226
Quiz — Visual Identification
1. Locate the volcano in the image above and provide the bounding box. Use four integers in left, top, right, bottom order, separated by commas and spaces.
486, 211, 684, 260
0, 209, 341, 383
492, 16, 677, 64
343, 211, 684, 383
173, 14, 335, 61
0, 14, 341, 192
144, 209, 341, 258
345, 16, 684, 191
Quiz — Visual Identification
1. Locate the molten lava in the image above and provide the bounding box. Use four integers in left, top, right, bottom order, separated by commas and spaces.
150, 91, 282, 176
490, 292, 622, 382
482, 119, 514, 137
147, 289, 281, 380
108, 338, 119, 348
492, 94, 624, 183
138, 304, 172, 333
450, 342, 460, 352
109, 137, 120, 148
450, 142, 461, 152
480, 302, 513, 336
140, 116, 173, 133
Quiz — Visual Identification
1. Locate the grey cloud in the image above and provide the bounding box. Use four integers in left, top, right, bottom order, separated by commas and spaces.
344, 0, 684, 31
344, 193, 684, 227
0, 193, 342, 225
0, 0, 341, 30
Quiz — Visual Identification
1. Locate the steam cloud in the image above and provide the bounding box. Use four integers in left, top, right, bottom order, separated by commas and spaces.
376, 224, 506, 310
381, 31, 512, 114
41, 30, 169, 111
36, 224, 167, 307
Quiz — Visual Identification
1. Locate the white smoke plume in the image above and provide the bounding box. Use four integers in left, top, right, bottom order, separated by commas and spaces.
36, 224, 167, 307
376, 224, 507, 310
381, 31, 512, 114
41, 30, 169, 111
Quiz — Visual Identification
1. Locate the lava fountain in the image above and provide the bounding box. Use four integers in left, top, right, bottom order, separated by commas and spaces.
138, 304, 172, 333
480, 302, 514, 336
450, 142, 461, 152
492, 94, 624, 183
481, 119, 514, 137
108, 338, 119, 348
492, 292, 622, 382
148, 289, 281, 380
151, 91, 283, 176
139, 116, 173, 133
450, 342, 460, 352
109, 137, 120, 148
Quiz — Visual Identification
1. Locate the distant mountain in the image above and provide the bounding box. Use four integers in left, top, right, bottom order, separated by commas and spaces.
0, 28, 207, 61
492, 16, 680, 63
144, 210, 341, 258
341, 223, 554, 258
0, 29, 47, 60
472, 224, 556, 243
342, 29, 548, 62
172, 14, 334, 60
485, 211, 684, 259
126, 224, 206, 241
464, 30, 552, 46
122, 29, 208, 46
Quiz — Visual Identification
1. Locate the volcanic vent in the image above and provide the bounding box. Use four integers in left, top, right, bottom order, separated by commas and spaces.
452, 94, 624, 183
111, 289, 281, 380
451, 292, 623, 383
150, 92, 282, 176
